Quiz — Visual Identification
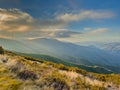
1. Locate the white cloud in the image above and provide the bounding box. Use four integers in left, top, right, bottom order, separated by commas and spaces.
87, 28, 109, 35
0, 8, 33, 32
0, 8, 67, 33
57, 28, 109, 42
0, 8, 115, 39
56, 10, 114, 23
84, 27, 92, 31
0, 34, 12, 39
25, 29, 82, 40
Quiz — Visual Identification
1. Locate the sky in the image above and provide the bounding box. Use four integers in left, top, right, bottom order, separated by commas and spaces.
0, 0, 120, 43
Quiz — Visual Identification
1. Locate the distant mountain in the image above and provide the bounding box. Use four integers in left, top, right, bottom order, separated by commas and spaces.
0, 38, 34, 53
29, 38, 120, 66
1, 38, 120, 67
16, 52, 114, 74
100, 42, 120, 56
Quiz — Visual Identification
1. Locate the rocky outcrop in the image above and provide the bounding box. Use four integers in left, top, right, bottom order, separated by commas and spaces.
0, 46, 4, 54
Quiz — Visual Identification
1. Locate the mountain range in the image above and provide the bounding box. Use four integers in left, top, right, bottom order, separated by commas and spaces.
99, 42, 120, 56
0, 48, 120, 89
0, 38, 120, 73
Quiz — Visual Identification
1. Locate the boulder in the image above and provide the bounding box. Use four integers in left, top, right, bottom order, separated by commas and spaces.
0, 46, 4, 54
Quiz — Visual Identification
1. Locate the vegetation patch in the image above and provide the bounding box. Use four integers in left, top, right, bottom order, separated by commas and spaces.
17, 70, 37, 80
0, 77, 22, 90
38, 72, 70, 90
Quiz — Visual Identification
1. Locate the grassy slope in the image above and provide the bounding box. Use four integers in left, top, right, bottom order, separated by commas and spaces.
16, 52, 114, 74
0, 50, 120, 90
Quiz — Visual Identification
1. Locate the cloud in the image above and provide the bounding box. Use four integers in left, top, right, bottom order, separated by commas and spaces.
26, 29, 82, 40
41, 30, 82, 38
84, 27, 92, 31
0, 8, 114, 39
0, 34, 12, 39
87, 28, 109, 35
78, 28, 109, 38
57, 28, 109, 42
56, 10, 114, 23
0, 8, 33, 32
0, 8, 66, 33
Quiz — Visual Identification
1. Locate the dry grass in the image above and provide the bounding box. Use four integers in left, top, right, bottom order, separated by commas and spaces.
0, 53, 120, 90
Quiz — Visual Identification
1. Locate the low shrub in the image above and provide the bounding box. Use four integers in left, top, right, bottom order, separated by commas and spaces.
17, 70, 37, 80
38, 72, 70, 90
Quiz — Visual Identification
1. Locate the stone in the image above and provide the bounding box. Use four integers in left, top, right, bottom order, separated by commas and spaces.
0, 46, 4, 54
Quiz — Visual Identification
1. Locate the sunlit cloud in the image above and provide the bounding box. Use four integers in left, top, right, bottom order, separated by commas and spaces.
26, 30, 82, 40
57, 28, 109, 42
0, 8, 33, 32
0, 8, 115, 40
56, 10, 114, 23
86, 28, 109, 35
0, 34, 12, 39
84, 27, 92, 31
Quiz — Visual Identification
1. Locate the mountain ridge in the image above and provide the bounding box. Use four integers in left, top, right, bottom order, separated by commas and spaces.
16, 52, 114, 74
0, 47, 120, 90
0, 38, 120, 67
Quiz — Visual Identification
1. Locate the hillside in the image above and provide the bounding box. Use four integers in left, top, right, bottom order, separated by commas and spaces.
0, 38, 120, 67
16, 52, 114, 74
28, 38, 120, 66
0, 48, 120, 90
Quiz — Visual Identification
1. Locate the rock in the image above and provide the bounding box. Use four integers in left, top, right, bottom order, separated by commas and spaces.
0, 46, 4, 54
